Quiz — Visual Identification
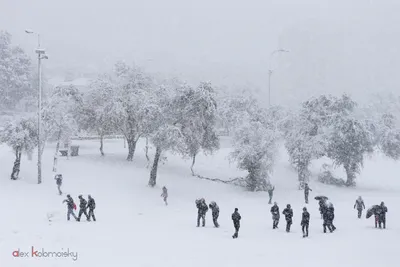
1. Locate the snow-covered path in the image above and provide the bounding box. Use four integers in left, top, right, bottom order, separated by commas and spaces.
0, 138, 399, 267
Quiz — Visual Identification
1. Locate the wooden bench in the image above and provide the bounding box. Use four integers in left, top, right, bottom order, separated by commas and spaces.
59, 146, 80, 157
59, 150, 68, 157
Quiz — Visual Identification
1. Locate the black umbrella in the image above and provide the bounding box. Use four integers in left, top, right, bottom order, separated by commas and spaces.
314, 196, 329, 201
366, 205, 380, 219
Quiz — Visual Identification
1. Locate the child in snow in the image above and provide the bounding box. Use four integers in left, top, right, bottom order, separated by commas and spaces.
161, 186, 168, 205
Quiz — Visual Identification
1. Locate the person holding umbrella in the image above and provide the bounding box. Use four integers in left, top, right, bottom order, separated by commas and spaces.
376, 202, 388, 229
354, 196, 365, 219
315, 196, 328, 218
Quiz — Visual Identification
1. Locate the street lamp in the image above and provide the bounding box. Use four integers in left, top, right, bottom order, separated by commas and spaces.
268, 49, 289, 107
25, 29, 48, 184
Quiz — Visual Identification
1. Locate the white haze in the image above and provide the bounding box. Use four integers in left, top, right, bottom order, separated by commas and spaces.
1, 0, 399, 106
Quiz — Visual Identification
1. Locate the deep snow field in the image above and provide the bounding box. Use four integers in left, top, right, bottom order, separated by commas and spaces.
0, 137, 399, 267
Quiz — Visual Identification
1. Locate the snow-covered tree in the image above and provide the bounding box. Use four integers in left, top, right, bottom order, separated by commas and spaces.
217, 94, 259, 135
326, 118, 374, 186
0, 31, 33, 109
284, 94, 357, 187
113, 62, 156, 161
375, 113, 400, 160
0, 116, 38, 180
173, 82, 219, 175
80, 74, 118, 156
148, 86, 185, 187
284, 112, 325, 187
230, 106, 279, 191
42, 85, 82, 171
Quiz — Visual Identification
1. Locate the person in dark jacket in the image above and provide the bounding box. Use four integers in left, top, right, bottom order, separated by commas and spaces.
267, 185, 275, 204
319, 199, 327, 219
62, 194, 77, 221
282, 204, 293, 232
55, 174, 63, 195
323, 203, 336, 233
304, 183, 312, 204
301, 207, 310, 238
232, 208, 241, 238
354, 196, 365, 219
161, 186, 168, 206
209, 201, 220, 228
376, 202, 388, 229
77, 195, 89, 222
270, 202, 280, 229
87, 195, 96, 222
196, 198, 209, 227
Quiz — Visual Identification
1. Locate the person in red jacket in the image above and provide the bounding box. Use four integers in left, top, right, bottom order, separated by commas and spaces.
62, 195, 78, 221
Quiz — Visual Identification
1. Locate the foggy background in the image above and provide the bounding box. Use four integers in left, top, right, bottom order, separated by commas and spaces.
1, 0, 399, 107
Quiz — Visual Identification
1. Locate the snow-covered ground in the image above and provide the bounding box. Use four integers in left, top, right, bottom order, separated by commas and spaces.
0, 137, 399, 267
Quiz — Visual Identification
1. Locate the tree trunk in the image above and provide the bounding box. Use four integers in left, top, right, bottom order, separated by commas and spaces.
297, 162, 309, 190
52, 130, 62, 172
190, 154, 197, 176
11, 149, 22, 180
344, 164, 357, 187
100, 134, 105, 156
123, 137, 126, 148
126, 138, 137, 161
145, 137, 150, 162
148, 146, 162, 187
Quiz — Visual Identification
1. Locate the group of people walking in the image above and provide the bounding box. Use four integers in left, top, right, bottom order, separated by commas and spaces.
62, 194, 96, 222
353, 196, 388, 229
55, 174, 97, 222
192, 183, 389, 239
195, 198, 241, 238
270, 202, 314, 237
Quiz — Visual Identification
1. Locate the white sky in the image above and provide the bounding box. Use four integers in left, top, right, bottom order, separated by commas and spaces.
1, 0, 400, 106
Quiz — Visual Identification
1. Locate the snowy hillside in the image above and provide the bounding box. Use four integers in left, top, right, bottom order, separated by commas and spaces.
0, 138, 399, 267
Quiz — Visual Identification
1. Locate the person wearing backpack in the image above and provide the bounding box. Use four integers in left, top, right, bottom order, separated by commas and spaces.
87, 195, 96, 222
209, 201, 220, 228
270, 202, 280, 229
282, 204, 293, 232
77, 195, 89, 222
196, 198, 209, 227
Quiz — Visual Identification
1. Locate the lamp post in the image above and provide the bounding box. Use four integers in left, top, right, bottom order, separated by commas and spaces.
268, 49, 289, 107
25, 29, 48, 184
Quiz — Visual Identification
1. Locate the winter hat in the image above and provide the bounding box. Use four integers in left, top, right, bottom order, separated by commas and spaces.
235, 208, 238, 212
